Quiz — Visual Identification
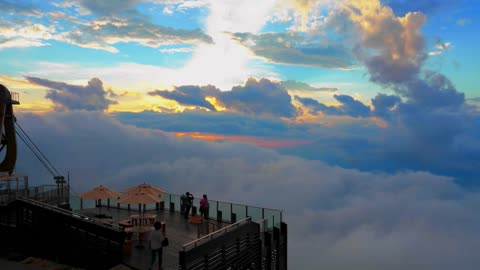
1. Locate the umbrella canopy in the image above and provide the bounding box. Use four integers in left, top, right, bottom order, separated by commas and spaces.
117, 192, 163, 204
123, 183, 166, 195
79, 185, 121, 199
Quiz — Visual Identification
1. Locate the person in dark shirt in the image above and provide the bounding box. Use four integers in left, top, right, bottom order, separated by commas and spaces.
184, 192, 194, 219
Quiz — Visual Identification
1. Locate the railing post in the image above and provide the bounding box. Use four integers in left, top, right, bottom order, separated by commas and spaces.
179, 251, 187, 270
204, 254, 209, 270
217, 210, 222, 222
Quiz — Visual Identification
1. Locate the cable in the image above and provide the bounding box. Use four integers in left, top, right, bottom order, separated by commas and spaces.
15, 122, 61, 176
15, 129, 56, 177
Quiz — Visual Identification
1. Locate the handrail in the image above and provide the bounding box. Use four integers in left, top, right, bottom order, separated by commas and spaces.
18, 197, 122, 231
99, 192, 282, 214
182, 217, 252, 251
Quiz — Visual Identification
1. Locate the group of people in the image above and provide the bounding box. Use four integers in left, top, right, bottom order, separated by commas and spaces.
147, 191, 210, 270
180, 192, 209, 219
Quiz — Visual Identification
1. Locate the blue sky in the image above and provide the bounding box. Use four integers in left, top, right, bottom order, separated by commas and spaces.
2, 1, 480, 269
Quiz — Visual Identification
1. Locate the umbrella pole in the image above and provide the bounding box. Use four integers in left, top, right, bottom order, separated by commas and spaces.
137, 203, 143, 248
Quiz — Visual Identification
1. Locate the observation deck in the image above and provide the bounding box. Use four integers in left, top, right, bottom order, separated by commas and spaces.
1, 185, 287, 270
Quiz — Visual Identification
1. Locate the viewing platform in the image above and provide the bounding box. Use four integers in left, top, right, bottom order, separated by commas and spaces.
74, 192, 285, 269
1, 185, 287, 270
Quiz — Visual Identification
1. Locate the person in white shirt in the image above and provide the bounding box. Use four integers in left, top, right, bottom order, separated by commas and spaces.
148, 221, 164, 270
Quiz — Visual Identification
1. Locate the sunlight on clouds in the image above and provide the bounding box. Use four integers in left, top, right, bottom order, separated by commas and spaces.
205, 96, 226, 111
342, 0, 425, 67
172, 131, 311, 148
24, 0, 280, 90
179, 0, 279, 89
0, 76, 53, 114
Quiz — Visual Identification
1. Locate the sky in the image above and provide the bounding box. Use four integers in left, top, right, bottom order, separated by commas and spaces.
1, 0, 480, 269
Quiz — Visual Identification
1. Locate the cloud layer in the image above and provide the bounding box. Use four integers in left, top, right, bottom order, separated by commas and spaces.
14, 111, 480, 270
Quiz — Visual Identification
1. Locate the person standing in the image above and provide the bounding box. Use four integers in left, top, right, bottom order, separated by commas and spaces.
184, 192, 194, 219
180, 192, 187, 214
199, 194, 209, 219
148, 221, 164, 270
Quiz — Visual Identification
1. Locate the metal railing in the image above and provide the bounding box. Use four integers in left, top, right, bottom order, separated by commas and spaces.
19, 197, 121, 230
76, 192, 283, 228
10, 91, 19, 103
181, 217, 252, 251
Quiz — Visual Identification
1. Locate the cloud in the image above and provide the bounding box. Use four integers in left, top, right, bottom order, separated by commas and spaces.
149, 78, 298, 118
0, 0, 42, 16
14, 111, 480, 270
114, 110, 304, 138
231, 32, 354, 69
371, 93, 402, 118
428, 38, 452, 56
342, 0, 426, 85
0, 22, 54, 49
0, 1, 212, 53
75, 0, 142, 16
281, 80, 337, 92
0, 38, 49, 49
222, 78, 297, 117
296, 94, 371, 118
149, 85, 221, 111
159, 47, 194, 53
57, 19, 213, 53
25, 76, 117, 111
456, 18, 471, 27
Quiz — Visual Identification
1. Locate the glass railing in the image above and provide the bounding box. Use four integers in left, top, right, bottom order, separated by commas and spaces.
72, 192, 284, 232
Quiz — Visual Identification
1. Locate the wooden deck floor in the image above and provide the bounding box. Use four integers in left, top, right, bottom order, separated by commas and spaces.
76, 207, 229, 270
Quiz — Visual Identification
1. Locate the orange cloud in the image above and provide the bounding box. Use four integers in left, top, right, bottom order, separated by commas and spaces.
172, 131, 311, 148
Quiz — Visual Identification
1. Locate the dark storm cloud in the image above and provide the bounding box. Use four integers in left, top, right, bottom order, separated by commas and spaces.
25, 76, 117, 111
149, 78, 297, 118
149, 85, 221, 111
221, 78, 297, 118
296, 95, 371, 118
371, 94, 402, 118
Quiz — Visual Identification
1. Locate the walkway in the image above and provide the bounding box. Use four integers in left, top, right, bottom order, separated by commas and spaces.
76, 207, 228, 270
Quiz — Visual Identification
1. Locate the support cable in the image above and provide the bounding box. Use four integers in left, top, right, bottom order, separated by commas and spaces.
15, 122, 61, 176
15, 129, 56, 177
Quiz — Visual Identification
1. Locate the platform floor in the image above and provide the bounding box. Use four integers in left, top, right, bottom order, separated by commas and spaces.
76, 207, 228, 270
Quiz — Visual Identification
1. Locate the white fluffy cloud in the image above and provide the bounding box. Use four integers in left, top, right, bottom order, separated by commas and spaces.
15, 111, 480, 270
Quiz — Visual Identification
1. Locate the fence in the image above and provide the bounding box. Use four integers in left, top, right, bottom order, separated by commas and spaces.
72, 192, 283, 231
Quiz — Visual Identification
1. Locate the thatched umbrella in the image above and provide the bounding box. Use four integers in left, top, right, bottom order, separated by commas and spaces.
79, 185, 121, 217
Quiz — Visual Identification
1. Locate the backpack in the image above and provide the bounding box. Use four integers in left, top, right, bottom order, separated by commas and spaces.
162, 237, 169, 247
